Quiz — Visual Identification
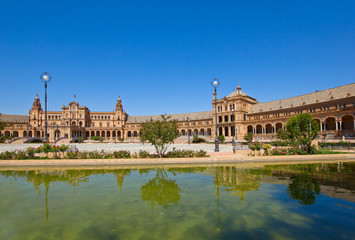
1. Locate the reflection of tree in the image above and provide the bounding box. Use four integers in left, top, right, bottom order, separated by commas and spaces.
141, 168, 182, 209
114, 169, 131, 192
287, 173, 320, 205
213, 167, 262, 201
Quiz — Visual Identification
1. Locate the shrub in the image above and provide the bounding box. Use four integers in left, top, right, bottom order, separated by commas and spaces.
0, 136, 6, 143
249, 143, 257, 151
218, 135, 225, 143
244, 132, 254, 143
41, 143, 52, 153
78, 151, 88, 159
90, 136, 102, 141
262, 144, 271, 155
318, 142, 326, 148
166, 148, 195, 158
26, 147, 35, 158
113, 150, 131, 159
74, 137, 84, 143
139, 150, 150, 158
67, 152, 79, 159
270, 149, 281, 155
118, 138, 124, 142
34, 147, 41, 153
192, 136, 206, 143
195, 150, 208, 157
87, 151, 103, 159
59, 145, 69, 152
287, 147, 300, 155
271, 141, 289, 147
14, 150, 28, 159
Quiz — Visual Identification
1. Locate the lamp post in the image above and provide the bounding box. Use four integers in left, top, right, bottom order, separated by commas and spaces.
26, 125, 29, 140
187, 117, 190, 145
40, 72, 52, 143
211, 78, 220, 152
232, 104, 236, 152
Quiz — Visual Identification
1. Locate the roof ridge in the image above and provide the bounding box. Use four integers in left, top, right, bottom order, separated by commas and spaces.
254, 82, 355, 106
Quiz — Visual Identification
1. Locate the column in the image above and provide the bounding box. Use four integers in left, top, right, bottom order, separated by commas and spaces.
339, 121, 342, 130
336, 121, 338, 131
320, 122, 323, 131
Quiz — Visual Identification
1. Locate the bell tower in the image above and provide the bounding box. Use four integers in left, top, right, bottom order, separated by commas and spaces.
115, 96, 127, 127
29, 93, 43, 128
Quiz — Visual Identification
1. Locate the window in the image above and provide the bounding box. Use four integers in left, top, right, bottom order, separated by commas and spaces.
107, 122, 110, 127
99, 122, 102, 127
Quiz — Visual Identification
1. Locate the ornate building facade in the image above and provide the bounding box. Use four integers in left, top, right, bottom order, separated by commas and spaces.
1, 83, 354, 143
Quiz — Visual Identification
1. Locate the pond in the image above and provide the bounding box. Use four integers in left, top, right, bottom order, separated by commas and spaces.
0, 162, 354, 240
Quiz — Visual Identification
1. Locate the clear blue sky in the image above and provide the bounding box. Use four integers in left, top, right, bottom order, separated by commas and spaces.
1, 0, 354, 116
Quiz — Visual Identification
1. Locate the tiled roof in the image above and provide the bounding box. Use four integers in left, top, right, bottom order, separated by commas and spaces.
0, 114, 29, 123
249, 83, 355, 113
127, 111, 212, 123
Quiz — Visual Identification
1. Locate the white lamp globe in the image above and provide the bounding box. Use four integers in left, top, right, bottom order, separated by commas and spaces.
43, 75, 48, 80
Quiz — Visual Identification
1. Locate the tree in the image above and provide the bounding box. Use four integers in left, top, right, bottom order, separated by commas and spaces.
244, 132, 254, 143
140, 115, 179, 157
0, 121, 7, 131
284, 113, 319, 152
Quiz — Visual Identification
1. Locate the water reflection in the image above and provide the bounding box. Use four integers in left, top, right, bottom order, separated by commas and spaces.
0, 163, 354, 222
141, 168, 181, 209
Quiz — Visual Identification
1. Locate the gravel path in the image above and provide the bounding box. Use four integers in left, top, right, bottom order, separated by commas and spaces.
0, 143, 235, 153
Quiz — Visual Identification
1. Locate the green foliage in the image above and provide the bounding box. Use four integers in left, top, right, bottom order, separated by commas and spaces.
195, 150, 208, 157
270, 141, 289, 147
0, 136, 6, 143
318, 142, 326, 148
113, 150, 131, 159
59, 145, 69, 152
75, 136, 84, 143
41, 143, 52, 153
249, 143, 256, 151
244, 132, 254, 143
26, 147, 35, 158
67, 152, 79, 159
165, 148, 207, 158
287, 173, 320, 205
87, 151, 104, 159
284, 113, 319, 152
262, 144, 272, 155
276, 129, 290, 141
140, 115, 179, 157
0, 121, 7, 131
218, 135, 225, 143
139, 150, 150, 158
192, 135, 206, 143
90, 136, 102, 141
118, 137, 124, 142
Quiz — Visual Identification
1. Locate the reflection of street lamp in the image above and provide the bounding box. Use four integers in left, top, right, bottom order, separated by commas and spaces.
40, 72, 52, 143
211, 78, 220, 152
187, 117, 190, 145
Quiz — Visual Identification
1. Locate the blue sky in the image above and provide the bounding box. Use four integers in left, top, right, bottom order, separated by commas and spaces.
0, 0, 354, 116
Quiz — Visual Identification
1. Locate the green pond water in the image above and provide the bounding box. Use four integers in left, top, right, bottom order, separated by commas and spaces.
0, 162, 354, 240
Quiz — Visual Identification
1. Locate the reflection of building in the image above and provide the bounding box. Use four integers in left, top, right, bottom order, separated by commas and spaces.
0, 83, 354, 142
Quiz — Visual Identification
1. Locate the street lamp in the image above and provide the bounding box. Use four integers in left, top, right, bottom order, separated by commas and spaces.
232, 104, 236, 152
211, 78, 220, 152
40, 72, 52, 143
187, 117, 190, 145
